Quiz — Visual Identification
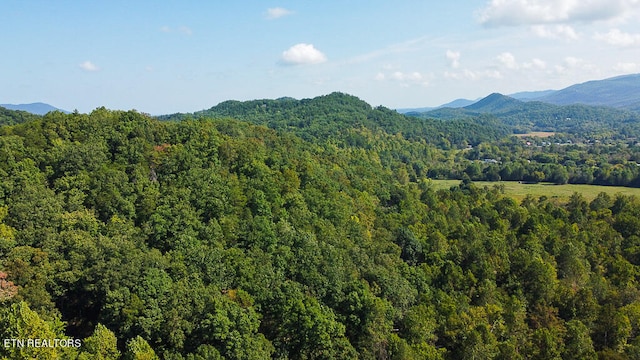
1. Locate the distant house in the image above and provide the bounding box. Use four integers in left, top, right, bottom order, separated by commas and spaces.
482, 159, 499, 164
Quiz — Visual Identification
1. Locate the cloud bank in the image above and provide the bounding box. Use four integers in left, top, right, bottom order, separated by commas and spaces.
614, 62, 640, 72
531, 25, 579, 40
478, 0, 639, 27
594, 29, 640, 46
281, 44, 327, 65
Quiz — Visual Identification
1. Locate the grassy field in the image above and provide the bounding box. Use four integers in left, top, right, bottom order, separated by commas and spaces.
427, 180, 640, 202
513, 132, 556, 138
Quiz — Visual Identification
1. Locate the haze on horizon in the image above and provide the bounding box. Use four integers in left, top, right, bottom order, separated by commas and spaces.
2, 0, 640, 114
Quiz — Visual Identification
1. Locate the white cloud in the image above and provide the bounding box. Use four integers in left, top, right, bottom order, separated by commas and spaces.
281, 43, 327, 65
556, 56, 598, 74
523, 58, 547, 70
477, 0, 640, 27
497, 52, 519, 69
564, 57, 582, 67
266, 7, 293, 19
594, 29, 640, 46
446, 50, 461, 68
79, 61, 99, 72
614, 62, 640, 72
496, 53, 547, 71
532, 25, 579, 40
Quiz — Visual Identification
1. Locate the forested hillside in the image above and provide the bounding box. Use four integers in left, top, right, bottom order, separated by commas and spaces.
1, 105, 640, 359
160, 93, 511, 148
0, 106, 41, 126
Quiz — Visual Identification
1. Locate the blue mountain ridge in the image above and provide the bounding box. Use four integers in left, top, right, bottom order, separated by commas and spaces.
0, 102, 69, 115
399, 73, 640, 113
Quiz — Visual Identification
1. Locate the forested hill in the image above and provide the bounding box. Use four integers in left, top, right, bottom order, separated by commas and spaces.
0, 106, 41, 126
159, 92, 511, 147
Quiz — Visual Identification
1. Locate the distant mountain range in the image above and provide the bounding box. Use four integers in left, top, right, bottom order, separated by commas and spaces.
0, 102, 68, 115
534, 74, 640, 111
400, 73, 640, 114
397, 98, 476, 113
510, 90, 558, 101
410, 91, 640, 134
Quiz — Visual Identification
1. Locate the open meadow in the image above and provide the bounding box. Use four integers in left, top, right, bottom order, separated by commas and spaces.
427, 179, 640, 202
513, 131, 556, 138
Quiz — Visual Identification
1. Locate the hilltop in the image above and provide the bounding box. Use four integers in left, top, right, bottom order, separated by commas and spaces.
159, 92, 510, 147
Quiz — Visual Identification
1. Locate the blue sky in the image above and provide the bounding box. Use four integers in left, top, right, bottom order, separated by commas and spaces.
2, 0, 640, 114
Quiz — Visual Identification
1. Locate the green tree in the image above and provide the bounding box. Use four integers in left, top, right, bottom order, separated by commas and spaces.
78, 323, 120, 360
551, 166, 569, 185
562, 320, 596, 360
124, 336, 159, 360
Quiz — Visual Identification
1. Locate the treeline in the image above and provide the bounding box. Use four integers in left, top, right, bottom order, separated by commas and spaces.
444, 138, 640, 187
1, 108, 640, 359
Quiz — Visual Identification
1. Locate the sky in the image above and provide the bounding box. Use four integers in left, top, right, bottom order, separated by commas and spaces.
1, 0, 640, 114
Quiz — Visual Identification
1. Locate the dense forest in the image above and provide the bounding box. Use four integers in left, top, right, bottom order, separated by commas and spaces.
1, 98, 640, 359
0, 106, 40, 126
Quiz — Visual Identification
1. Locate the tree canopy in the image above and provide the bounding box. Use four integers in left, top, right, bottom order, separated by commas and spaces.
1, 98, 640, 358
